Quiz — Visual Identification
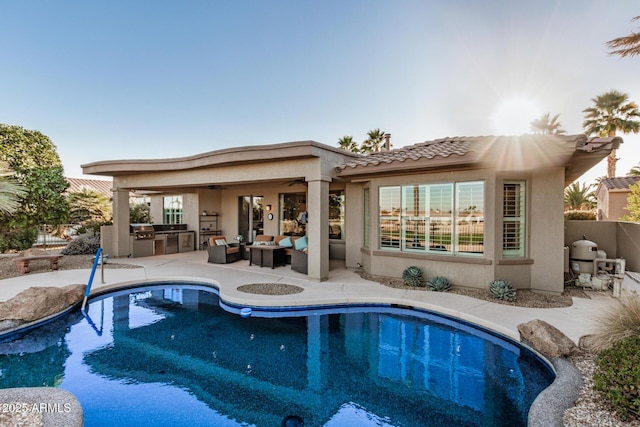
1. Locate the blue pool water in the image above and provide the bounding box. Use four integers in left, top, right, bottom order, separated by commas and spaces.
0, 284, 554, 426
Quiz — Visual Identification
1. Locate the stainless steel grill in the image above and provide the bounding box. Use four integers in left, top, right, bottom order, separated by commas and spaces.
130, 224, 155, 240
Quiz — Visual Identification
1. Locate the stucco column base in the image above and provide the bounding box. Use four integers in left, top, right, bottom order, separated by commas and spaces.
307, 179, 330, 281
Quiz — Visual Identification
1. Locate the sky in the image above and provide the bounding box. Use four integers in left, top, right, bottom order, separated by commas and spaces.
1, 0, 639, 186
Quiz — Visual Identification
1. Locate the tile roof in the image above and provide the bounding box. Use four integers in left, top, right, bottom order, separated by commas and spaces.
600, 176, 640, 190
336, 137, 475, 170
336, 134, 619, 181
66, 178, 113, 199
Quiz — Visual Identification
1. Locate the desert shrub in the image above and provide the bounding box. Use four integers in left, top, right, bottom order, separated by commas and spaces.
564, 210, 596, 220
427, 276, 451, 292
589, 295, 640, 352
402, 266, 424, 287
0, 225, 38, 253
593, 336, 640, 421
61, 233, 100, 255
489, 279, 517, 302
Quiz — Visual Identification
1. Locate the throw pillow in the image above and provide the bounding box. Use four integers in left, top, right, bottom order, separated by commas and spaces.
294, 235, 308, 251
279, 236, 293, 248
215, 239, 229, 247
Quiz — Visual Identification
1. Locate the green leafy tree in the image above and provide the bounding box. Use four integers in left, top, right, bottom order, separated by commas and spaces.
130, 202, 151, 223
628, 164, 640, 176
622, 182, 640, 222
529, 112, 566, 135
582, 90, 640, 177
607, 16, 640, 59
67, 188, 112, 225
0, 124, 69, 251
0, 162, 26, 214
564, 182, 596, 210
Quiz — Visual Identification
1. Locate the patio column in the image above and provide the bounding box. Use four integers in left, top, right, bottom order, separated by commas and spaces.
306, 177, 330, 281
113, 189, 130, 258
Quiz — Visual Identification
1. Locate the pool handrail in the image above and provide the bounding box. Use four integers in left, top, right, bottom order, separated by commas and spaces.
81, 247, 102, 311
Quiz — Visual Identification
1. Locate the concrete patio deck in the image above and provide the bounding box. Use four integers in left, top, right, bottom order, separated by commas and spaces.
0, 250, 618, 344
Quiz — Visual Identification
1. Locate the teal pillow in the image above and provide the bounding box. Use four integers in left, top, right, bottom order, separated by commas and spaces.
279, 236, 293, 248
294, 236, 308, 251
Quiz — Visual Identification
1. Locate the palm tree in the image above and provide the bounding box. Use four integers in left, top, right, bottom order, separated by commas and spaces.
337, 135, 359, 153
361, 128, 387, 153
0, 162, 26, 214
564, 182, 596, 210
582, 90, 640, 177
607, 16, 640, 58
628, 164, 640, 176
529, 113, 566, 135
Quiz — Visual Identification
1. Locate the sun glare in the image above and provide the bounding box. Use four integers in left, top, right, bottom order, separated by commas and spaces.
491, 97, 542, 135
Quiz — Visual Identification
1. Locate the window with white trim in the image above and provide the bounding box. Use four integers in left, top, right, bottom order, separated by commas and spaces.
503, 181, 526, 257
379, 182, 484, 255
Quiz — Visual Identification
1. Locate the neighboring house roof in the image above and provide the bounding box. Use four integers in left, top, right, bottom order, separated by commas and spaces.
336, 134, 621, 185
598, 176, 640, 191
66, 178, 113, 200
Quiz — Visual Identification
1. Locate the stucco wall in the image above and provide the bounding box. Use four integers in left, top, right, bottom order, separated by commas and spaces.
528, 167, 565, 293
350, 167, 567, 293
564, 220, 640, 272
564, 220, 617, 260
608, 191, 631, 220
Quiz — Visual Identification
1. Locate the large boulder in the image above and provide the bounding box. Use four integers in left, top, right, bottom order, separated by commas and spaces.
518, 319, 581, 359
0, 284, 85, 333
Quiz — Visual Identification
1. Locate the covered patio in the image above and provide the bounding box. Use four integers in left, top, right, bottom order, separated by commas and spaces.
83, 141, 358, 282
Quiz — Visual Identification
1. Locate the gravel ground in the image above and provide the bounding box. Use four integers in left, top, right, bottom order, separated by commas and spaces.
564, 350, 640, 427
1, 253, 636, 425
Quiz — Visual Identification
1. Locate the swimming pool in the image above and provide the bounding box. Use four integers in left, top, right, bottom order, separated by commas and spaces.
0, 284, 554, 426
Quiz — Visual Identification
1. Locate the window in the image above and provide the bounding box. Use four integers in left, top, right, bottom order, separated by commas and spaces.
163, 195, 183, 224
279, 193, 306, 236
363, 188, 370, 248
379, 187, 401, 249
329, 190, 344, 239
379, 182, 484, 255
456, 182, 484, 254
503, 181, 525, 257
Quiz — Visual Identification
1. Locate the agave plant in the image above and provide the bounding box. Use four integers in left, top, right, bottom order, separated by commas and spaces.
489, 280, 517, 302
427, 276, 451, 292
402, 266, 424, 287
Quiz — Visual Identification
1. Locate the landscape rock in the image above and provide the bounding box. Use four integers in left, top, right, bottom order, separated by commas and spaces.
518, 319, 581, 359
0, 284, 86, 332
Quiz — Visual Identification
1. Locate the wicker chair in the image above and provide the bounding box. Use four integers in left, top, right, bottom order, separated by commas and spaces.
207, 237, 241, 264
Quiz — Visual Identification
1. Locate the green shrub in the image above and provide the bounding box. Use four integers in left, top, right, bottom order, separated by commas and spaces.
593, 336, 640, 421
564, 210, 596, 220
0, 225, 38, 253
61, 233, 100, 255
427, 276, 451, 292
402, 266, 424, 287
489, 279, 517, 302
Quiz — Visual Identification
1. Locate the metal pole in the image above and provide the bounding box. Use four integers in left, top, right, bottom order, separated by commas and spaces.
101, 251, 105, 284
81, 247, 102, 312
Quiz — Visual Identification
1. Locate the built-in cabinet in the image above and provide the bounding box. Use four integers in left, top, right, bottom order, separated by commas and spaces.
199, 214, 222, 249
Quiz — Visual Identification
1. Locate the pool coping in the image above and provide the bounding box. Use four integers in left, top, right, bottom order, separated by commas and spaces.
0, 277, 580, 427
